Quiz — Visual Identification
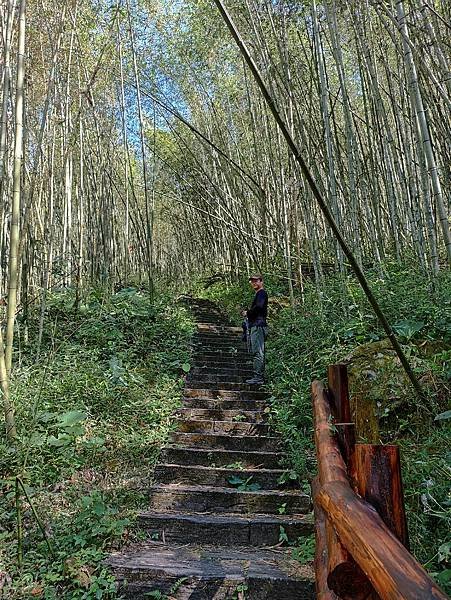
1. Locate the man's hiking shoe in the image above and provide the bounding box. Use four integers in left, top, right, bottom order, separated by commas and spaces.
245, 377, 265, 385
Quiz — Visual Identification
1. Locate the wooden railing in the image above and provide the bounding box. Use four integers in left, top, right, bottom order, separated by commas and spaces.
312, 364, 448, 600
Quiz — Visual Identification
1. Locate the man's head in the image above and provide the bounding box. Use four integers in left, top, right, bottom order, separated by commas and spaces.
249, 274, 264, 291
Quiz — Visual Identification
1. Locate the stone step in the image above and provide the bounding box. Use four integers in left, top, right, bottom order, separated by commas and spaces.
192, 344, 244, 352
170, 431, 280, 452
138, 511, 314, 546
182, 397, 267, 411
196, 322, 233, 333
196, 323, 240, 332
193, 343, 247, 351
196, 322, 241, 329
191, 313, 229, 321
108, 542, 315, 600
193, 355, 251, 365
187, 381, 266, 392
194, 345, 248, 352
176, 407, 265, 422
192, 359, 252, 370
193, 355, 251, 364
154, 463, 293, 489
196, 323, 241, 332
192, 349, 247, 358
195, 334, 243, 342
191, 364, 254, 375
147, 483, 310, 514
188, 367, 250, 378
190, 371, 256, 381
187, 374, 254, 384
184, 388, 268, 401
177, 419, 270, 436
191, 333, 243, 347
192, 340, 247, 354
161, 446, 284, 469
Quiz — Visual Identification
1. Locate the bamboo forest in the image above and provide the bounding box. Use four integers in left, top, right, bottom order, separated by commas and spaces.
0, 0, 450, 598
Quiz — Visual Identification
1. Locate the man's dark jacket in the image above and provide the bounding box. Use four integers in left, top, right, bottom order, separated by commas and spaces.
247, 289, 268, 327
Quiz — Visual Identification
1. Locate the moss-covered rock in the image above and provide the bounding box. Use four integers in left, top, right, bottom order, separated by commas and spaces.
344, 339, 414, 442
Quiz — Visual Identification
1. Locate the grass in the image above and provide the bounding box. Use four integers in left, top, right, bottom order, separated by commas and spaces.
198, 263, 451, 589
0, 287, 195, 599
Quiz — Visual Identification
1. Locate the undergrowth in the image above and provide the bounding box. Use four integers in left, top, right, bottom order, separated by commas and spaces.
0, 287, 194, 599
198, 263, 451, 588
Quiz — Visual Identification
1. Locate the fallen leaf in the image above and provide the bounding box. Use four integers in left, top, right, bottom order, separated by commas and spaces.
76, 566, 92, 589
31, 585, 44, 597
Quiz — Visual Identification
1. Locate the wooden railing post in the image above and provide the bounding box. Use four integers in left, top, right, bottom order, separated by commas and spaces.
351, 444, 410, 549
327, 364, 350, 422
328, 364, 356, 468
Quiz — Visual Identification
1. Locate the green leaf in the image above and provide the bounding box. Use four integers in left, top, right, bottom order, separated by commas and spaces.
37, 411, 56, 423
83, 436, 106, 448
278, 503, 287, 515
145, 591, 164, 599
279, 526, 289, 544
228, 475, 245, 486
47, 433, 73, 447
56, 410, 87, 427
29, 431, 46, 447
434, 410, 451, 421
393, 320, 425, 341
92, 500, 107, 516
435, 569, 451, 586
64, 424, 85, 436
181, 363, 191, 373
438, 542, 451, 563
246, 482, 261, 491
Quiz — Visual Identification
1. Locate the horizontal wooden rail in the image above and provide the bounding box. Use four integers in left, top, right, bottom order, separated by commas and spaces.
312, 368, 448, 600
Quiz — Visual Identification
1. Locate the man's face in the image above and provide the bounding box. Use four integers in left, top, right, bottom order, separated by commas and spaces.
250, 278, 263, 291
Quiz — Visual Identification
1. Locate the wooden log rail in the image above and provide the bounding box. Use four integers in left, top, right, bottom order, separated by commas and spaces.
312, 365, 448, 600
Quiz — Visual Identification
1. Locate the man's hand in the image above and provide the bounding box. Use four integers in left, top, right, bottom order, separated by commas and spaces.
241, 310, 247, 317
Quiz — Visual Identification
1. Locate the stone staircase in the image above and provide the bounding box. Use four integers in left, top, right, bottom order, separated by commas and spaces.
108, 299, 315, 599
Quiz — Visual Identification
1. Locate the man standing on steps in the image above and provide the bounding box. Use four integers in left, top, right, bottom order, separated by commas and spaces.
244, 274, 268, 385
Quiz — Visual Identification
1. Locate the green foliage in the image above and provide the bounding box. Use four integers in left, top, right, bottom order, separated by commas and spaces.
291, 535, 316, 563
224, 461, 244, 470
278, 526, 289, 544
228, 583, 248, 600
277, 527, 315, 564
144, 577, 188, 599
228, 475, 261, 492
1, 287, 195, 599
277, 470, 298, 486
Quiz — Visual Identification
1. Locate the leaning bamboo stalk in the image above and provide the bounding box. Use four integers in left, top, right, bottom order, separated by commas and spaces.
317, 480, 447, 600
